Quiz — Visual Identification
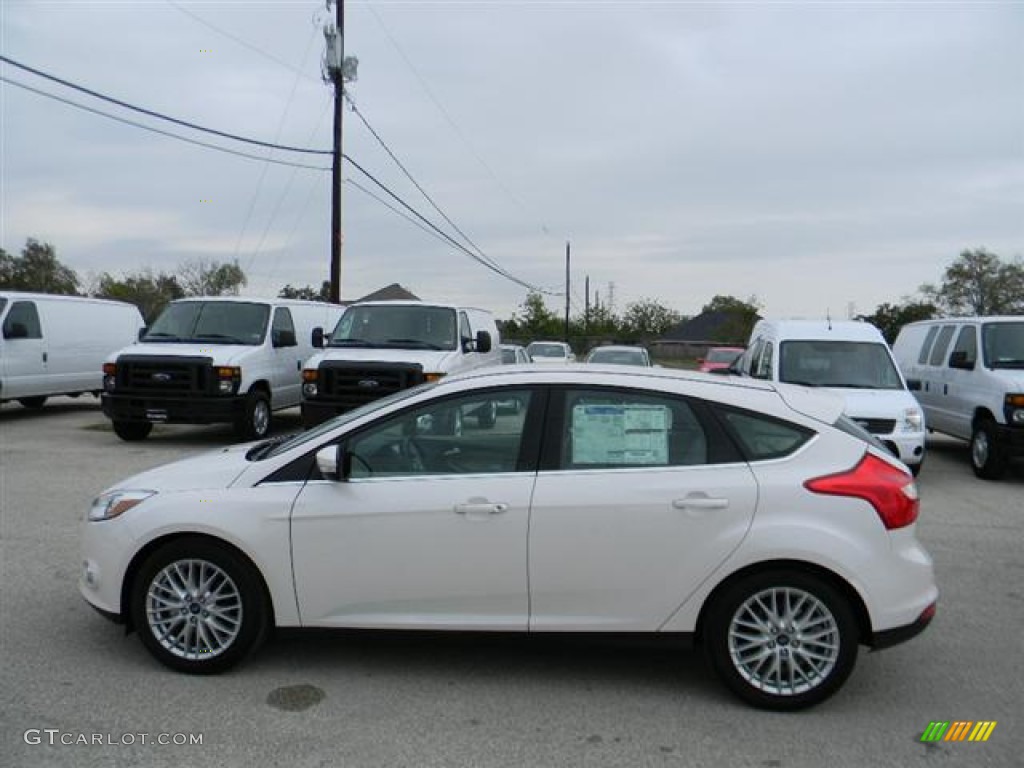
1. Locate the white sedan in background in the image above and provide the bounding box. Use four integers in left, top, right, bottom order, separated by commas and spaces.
526, 341, 575, 364
81, 365, 936, 710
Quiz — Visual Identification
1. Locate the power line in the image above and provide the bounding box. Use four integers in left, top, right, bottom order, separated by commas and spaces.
0, 54, 331, 156
346, 178, 451, 243
0, 75, 330, 172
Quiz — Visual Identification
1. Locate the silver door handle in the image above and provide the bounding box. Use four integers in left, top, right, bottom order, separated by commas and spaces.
673, 497, 729, 510
454, 502, 509, 515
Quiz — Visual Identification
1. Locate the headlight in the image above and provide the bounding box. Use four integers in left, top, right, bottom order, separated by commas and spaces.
103, 375, 116, 392
901, 408, 924, 432
88, 490, 156, 522
302, 381, 318, 397
1011, 409, 1024, 425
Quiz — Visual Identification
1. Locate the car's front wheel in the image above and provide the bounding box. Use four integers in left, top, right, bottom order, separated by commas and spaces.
704, 571, 859, 710
970, 419, 1008, 480
130, 537, 268, 674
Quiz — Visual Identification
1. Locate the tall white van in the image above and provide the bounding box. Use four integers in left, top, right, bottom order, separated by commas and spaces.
0, 292, 144, 409
101, 297, 344, 441
735, 319, 926, 474
893, 316, 1024, 479
301, 301, 501, 427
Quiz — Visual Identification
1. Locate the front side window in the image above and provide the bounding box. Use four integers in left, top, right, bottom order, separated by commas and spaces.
2, 301, 42, 339
779, 341, 903, 389
982, 322, 1024, 369
949, 325, 977, 368
144, 302, 270, 345
330, 305, 457, 351
559, 389, 708, 469
347, 389, 533, 478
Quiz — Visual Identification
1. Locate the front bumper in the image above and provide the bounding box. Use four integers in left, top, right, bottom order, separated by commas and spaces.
301, 399, 350, 428
102, 393, 245, 425
993, 423, 1024, 457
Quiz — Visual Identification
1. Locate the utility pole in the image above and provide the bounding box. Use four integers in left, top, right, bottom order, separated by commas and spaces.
564, 241, 571, 343
324, 0, 346, 303
584, 275, 590, 336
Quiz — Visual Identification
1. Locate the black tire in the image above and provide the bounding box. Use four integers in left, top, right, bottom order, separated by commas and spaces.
17, 396, 47, 409
970, 419, 1008, 480
235, 390, 271, 440
113, 420, 153, 441
130, 537, 268, 674
477, 400, 497, 429
910, 460, 923, 477
704, 570, 859, 711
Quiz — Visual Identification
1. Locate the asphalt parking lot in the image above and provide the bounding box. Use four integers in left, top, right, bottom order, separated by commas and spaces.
1, 397, 1021, 767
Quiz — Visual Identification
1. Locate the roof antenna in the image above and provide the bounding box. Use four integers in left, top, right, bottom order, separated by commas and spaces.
826, 309, 832, 331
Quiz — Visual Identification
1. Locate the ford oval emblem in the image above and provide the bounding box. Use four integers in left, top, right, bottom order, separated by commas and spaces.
357, 379, 380, 389
152, 372, 173, 383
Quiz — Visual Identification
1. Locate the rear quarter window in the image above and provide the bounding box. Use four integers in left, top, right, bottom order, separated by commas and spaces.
714, 406, 814, 461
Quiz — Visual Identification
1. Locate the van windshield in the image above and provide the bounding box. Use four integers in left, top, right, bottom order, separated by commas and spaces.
328, 305, 457, 351
779, 341, 904, 389
143, 302, 270, 345
982, 322, 1024, 369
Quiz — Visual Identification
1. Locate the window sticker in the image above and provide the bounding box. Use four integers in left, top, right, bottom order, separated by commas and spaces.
570, 403, 670, 465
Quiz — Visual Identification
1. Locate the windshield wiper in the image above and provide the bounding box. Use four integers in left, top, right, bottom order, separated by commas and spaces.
328, 338, 377, 347
141, 332, 181, 342
384, 338, 443, 350
192, 333, 247, 344
991, 360, 1024, 369
782, 379, 820, 387
246, 433, 296, 460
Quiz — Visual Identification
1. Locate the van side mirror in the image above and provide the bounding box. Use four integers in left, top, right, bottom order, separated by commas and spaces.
312, 327, 325, 348
273, 329, 297, 348
137, 327, 148, 341
906, 379, 922, 391
948, 351, 975, 370
475, 330, 492, 354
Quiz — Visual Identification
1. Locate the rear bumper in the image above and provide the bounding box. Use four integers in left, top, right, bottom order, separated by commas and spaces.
102, 393, 245, 425
870, 601, 936, 650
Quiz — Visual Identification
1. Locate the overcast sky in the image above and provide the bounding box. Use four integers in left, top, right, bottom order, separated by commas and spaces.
2, 1, 1022, 322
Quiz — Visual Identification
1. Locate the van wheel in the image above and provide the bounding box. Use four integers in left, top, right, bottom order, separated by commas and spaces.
910, 460, 923, 477
704, 570, 858, 710
970, 419, 1007, 480
113, 420, 153, 441
18, 396, 47, 409
130, 537, 268, 674
235, 391, 271, 440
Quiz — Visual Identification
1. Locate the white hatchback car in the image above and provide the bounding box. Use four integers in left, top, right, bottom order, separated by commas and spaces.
81, 366, 937, 710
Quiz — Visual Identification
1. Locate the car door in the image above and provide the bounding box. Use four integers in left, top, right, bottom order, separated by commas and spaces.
1, 300, 47, 398
527, 386, 758, 631
943, 324, 979, 439
290, 387, 541, 629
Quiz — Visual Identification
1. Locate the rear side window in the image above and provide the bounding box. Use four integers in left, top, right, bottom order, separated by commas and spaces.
2, 301, 42, 339
715, 406, 814, 461
928, 325, 956, 366
917, 326, 939, 364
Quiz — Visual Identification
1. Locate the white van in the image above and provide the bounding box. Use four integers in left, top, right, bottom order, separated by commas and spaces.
301, 300, 500, 427
893, 316, 1024, 479
736, 319, 926, 474
101, 297, 344, 441
1, 292, 144, 409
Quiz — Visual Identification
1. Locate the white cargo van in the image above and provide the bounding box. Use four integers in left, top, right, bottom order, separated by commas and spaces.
101, 297, 344, 441
893, 316, 1024, 479
1, 292, 144, 409
300, 300, 500, 427
736, 319, 926, 474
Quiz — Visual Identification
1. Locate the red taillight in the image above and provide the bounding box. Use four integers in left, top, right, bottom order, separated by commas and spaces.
804, 453, 920, 530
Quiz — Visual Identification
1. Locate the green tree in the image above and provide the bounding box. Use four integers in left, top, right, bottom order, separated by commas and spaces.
0, 239, 80, 294
279, 282, 330, 301
178, 258, 247, 296
701, 294, 762, 343
512, 291, 563, 340
920, 248, 1024, 316
94, 269, 184, 324
620, 298, 682, 339
858, 299, 937, 344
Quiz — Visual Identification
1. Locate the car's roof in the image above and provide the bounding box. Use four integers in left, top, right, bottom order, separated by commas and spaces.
588, 345, 647, 353
755, 319, 885, 342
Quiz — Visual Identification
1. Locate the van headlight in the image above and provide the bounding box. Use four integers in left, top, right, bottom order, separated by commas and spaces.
302, 369, 319, 398
88, 490, 156, 522
900, 408, 924, 432
216, 366, 241, 395
1006, 394, 1024, 425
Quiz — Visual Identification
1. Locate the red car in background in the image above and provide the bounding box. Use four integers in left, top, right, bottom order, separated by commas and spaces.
698, 346, 744, 373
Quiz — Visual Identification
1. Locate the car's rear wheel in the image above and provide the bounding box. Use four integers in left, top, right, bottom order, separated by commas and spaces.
112, 420, 153, 441
130, 538, 268, 674
704, 571, 859, 710
970, 419, 1007, 480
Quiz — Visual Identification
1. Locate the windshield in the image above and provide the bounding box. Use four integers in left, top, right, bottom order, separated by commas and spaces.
707, 348, 742, 364
779, 341, 904, 389
143, 302, 270, 345
527, 343, 567, 358
329, 305, 457, 351
260, 380, 439, 460
982, 322, 1024, 369
587, 348, 648, 365
501, 347, 518, 364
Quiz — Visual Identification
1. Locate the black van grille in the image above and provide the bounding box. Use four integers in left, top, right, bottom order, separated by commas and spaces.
116, 355, 213, 394
851, 417, 897, 435
319, 361, 425, 409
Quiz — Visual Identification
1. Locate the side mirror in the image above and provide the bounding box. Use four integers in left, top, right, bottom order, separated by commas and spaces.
906, 378, 922, 391
273, 329, 297, 348
137, 327, 148, 341
475, 330, 492, 354
948, 351, 975, 370
316, 444, 350, 481
311, 327, 325, 349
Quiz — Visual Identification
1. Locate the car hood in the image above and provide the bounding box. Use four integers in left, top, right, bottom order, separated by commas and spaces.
310, 347, 459, 370
987, 368, 1024, 388
103, 443, 253, 494
110, 342, 257, 365
820, 387, 919, 418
